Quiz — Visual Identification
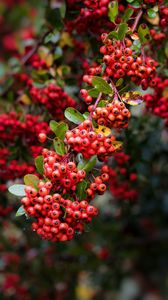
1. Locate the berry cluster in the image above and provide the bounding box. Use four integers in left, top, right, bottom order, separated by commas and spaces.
150, 29, 166, 41
21, 180, 98, 242
66, 0, 113, 34
29, 84, 76, 120
99, 38, 158, 90
0, 113, 49, 145
144, 78, 168, 121
86, 165, 109, 200
66, 120, 117, 159
29, 54, 48, 70
0, 148, 34, 191
160, 6, 168, 27
109, 152, 138, 201
90, 100, 131, 129
0, 205, 13, 217
42, 149, 86, 191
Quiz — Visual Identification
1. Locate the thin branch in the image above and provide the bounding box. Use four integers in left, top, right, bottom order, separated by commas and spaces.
89, 92, 102, 121
21, 30, 51, 65
132, 10, 143, 33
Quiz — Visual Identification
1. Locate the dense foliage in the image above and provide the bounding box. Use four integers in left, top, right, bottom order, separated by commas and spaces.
0, 0, 168, 299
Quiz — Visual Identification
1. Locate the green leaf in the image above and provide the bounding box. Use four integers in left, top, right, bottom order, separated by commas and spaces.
60, 1, 66, 18
49, 120, 59, 135
78, 155, 97, 173
116, 78, 124, 87
46, 8, 63, 30
108, 1, 118, 23
123, 8, 134, 22
83, 112, 90, 120
92, 76, 112, 94
24, 174, 39, 190
118, 23, 128, 40
44, 30, 60, 44
128, 0, 141, 8
55, 122, 68, 140
16, 206, 25, 217
65, 107, 85, 124
76, 181, 88, 200
35, 156, 44, 175
54, 47, 63, 60
97, 100, 107, 107
88, 88, 100, 97
8, 184, 26, 197
107, 31, 118, 40
147, 8, 157, 19
138, 24, 151, 44
53, 138, 66, 156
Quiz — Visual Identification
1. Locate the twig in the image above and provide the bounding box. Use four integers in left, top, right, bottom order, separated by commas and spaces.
21, 30, 51, 65
89, 92, 102, 121
132, 10, 143, 33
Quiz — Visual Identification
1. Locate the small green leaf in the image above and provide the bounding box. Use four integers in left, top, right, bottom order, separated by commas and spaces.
44, 30, 60, 44
92, 77, 112, 94
35, 156, 44, 175
78, 155, 97, 173
65, 107, 85, 124
83, 112, 90, 120
8, 184, 26, 197
54, 47, 63, 60
97, 100, 107, 107
24, 174, 39, 190
108, 1, 118, 23
147, 8, 157, 19
55, 122, 68, 140
53, 138, 66, 156
49, 120, 59, 135
118, 23, 128, 40
128, 0, 141, 8
46, 8, 63, 30
123, 8, 134, 22
60, 1, 66, 18
16, 206, 26, 217
138, 24, 151, 44
107, 31, 119, 40
88, 88, 100, 97
76, 181, 88, 200
116, 78, 124, 87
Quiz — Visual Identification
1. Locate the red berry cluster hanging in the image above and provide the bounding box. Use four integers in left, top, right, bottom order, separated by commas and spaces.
66, 120, 117, 159
29, 54, 48, 70
86, 165, 109, 200
90, 38, 158, 90
29, 83, 76, 120
21, 181, 98, 242
144, 78, 168, 122
109, 152, 138, 201
42, 149, 86, 191
90, 100, 131, 129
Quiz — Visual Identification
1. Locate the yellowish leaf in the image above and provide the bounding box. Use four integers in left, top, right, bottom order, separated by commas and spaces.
162, 87, 168, 98
38, 46, 50, 60
94, 125, 111, 136
19, 94, 31, 105
45, 53, 54, 67
112, 141, 123, 151
59, 32, 74, 48
145, 13, 160, 25
121, 91, 143, 106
